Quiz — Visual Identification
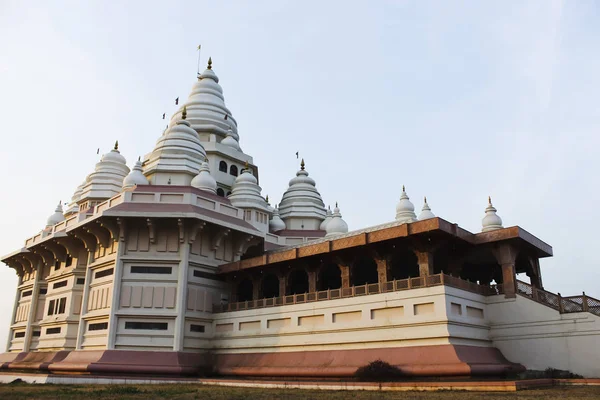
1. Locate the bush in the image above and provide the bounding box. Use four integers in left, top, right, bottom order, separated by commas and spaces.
354, 359, 402, 381
544, 367, 584, 379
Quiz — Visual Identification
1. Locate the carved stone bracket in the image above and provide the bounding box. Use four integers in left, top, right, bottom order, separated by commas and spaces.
188, 221, 207, 244
71, 230, 98, 253
235, 235, 258, 258
84, 224, 111, 249
117, 218, 126, 242
31, 247, 55, 267
42, 242, 67, 263
55, 236, 85, 257
147, 218, 156, 244
99, 219, 120, 243
178, 219, 185, 243
212, 228, 231, 251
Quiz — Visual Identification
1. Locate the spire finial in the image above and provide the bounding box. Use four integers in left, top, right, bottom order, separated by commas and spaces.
424, 196, 427, 203
488, 196, 492, 205
266, 195, 270, 204
207, 57, 212, 70
335, 201, 338, 208
114, 140, 119, 150
300, 158, 305, 170
244, 160, 249, 170
182, 105, 187, 120
402, 185, 405, 192
137, 156, 141, 162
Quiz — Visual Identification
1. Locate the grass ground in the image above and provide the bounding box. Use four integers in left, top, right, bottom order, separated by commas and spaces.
0, 383, 599, 400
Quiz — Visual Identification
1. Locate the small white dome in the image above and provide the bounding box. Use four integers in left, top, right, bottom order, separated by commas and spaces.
46, 201, 65, 227
102, 141, 127, 164
320, 206, 333, 230
395, 186, 417, 223
418, 197, 435, 220
123, 158, 149, 188
269, 205, 286, 233
228, 167, 269, 211
191, 161, 217, 193
325, 203, 349, 237
482, 196, 503, 232
221, 129, 241, 151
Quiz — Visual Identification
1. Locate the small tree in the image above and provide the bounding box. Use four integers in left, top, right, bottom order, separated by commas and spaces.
354, 359, 402, 381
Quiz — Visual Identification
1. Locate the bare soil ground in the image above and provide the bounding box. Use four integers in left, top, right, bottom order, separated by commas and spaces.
0, 382, 599, 400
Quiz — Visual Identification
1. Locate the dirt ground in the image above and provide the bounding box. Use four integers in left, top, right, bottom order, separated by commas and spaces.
0, 382, 599, 400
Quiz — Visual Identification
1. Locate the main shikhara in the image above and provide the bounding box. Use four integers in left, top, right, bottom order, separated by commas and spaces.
2, 59, 599, 378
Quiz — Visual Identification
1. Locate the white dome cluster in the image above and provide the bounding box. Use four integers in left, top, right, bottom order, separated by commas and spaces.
123, 157, 149, 189
320, 206, 333, 230
395, 186, 417, 223
46, 201, 65, 227
191, 160, 218, 193
418, 197, 435, 220
221, 128, 241, 151
278, 160, 327, 230
482, 196, 503, 232
79, 141, 130, 204
325, 203, 348, 237
269, 205, 286, 233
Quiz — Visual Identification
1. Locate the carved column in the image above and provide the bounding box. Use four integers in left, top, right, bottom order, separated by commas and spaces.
415, 250, 434, 277
278, 273, 287, 297
307, 268, 317, 293
375, 258, 388, 284
492, 243, 518, 298
23, 259, 43, 352
339, 265, 351, 289
252, 276, 261, 300
528, 257, 543, 289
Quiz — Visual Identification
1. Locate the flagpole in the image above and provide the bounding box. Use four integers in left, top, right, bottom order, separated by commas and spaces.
197, 45, 202, 76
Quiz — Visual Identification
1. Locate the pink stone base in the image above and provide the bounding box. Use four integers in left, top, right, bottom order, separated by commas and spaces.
0, 345, 524, 377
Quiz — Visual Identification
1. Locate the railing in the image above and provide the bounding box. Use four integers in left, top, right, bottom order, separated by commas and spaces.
213, 273, 503, 313
516, 280, 600, 317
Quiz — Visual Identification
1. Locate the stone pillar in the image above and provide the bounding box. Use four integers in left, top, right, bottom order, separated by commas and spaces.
492, 243, 518, 299
252, 277, 261, 300
339, 265, 351, 289
278, 273, 287, 297
528, 257, 543, 289
308, 269, 317, 293
415, 250, 434, 277
501, 263, 516, 298
173, 240, 190, 351
5, 269, 23, 352
375, 258, 388, 284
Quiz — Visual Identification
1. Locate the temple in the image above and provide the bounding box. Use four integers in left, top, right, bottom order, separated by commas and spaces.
1, 58, 599, 378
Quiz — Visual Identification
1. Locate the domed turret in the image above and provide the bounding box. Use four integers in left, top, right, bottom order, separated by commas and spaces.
278, 159, 326, 230
144, 106, 207, 185
269, 205, 286, 233
395, 185, 417, 223
319, 205, 333, 230
325, 203, 348, 237
65, 181, 85, 216
46, 201, 65, 227
418, 196, 435, 220
78, 141, 130, 206
169, 58, 239, 142
191, 160, 217, 194
123, 157, 149, 189
482, 196, 503, 232
221, 128, 241, 151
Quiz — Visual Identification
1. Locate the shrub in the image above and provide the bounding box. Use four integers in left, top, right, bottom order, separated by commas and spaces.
354, 359, 402, 381
544, 367, 584, 379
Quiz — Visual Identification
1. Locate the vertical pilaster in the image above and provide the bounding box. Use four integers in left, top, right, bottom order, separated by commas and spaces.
501, 263, 516, 298
308, 269, 317, 293
278, 273, 287, 297
23, 261, 42, 352
173, 240, 190, 351
106, 241, 124, 350
252, 276, 261, 300
75, 251, 95, 350
6, 271, 22, 352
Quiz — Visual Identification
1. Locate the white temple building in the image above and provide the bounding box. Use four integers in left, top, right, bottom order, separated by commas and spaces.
1, 58, 599, 378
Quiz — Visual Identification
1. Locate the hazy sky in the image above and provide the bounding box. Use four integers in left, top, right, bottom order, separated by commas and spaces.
0, 0, 598, 347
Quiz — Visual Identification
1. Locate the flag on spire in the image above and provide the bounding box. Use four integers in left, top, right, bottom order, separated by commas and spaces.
296, 151, 299, 159
162, 113, 165, 119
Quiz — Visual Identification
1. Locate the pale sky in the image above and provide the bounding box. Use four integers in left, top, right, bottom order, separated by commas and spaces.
0, 0, 598, 347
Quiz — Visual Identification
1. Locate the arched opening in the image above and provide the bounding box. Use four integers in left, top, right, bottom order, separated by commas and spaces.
287, 269, 309, 295
241, 243, 264, 260
219, 161, 227, 173
318, 263, 341, 290
389, 248, 419, 280
226, 191, 231, 196
229, 165, 238, 176
261, 273, 280, 298
236, 278, 253, 302
352, 256, 378, 286
216, 188, 225, 197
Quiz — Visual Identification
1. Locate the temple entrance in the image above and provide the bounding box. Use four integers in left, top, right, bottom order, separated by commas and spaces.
389, 248, 419, 280
352, 256, 378, 286
261, 273, 280, 298
287, 269, 309, 295
237, 278, 253, 302
318, 263, 341, 290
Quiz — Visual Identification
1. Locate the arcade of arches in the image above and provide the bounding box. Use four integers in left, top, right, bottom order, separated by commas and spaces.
228, 242, 544, 302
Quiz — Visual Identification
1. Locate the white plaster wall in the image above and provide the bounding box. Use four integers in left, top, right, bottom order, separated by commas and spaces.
487, 294, 600, 378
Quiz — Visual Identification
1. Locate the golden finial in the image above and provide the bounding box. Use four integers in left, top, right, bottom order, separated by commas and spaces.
114, 140, 119, 150
300, 158, 305, 170
137, 156, 141, 162
182, 105, 187, 120
244, 160, 249, 170
424, 196, 427, 203
402, 185, 405, 192
335, 201, 338, 208
207, 57, 212, 70
488, 196, 492, 205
